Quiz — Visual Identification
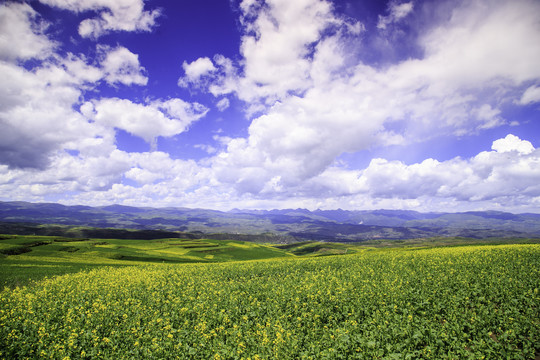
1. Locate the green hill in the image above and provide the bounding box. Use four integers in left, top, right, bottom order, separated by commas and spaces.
0, 235, 291, 287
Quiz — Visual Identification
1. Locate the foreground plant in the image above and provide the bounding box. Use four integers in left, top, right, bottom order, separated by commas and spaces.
1, 244, 538, 359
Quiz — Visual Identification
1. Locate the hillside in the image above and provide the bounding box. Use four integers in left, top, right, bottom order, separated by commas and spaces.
0, 201, 539, 241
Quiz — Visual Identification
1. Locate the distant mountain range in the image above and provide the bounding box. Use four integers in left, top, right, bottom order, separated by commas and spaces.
0, 201, 539, 241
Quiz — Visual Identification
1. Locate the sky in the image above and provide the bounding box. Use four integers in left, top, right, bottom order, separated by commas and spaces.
1, 0, 540, 213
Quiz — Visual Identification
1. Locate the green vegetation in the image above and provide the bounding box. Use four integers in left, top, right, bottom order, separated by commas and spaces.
0, 235, 290, 288
1, 234, 538, 288
274, 241, 352, 256
352, 236, 540, 248
1, 241, 538, 359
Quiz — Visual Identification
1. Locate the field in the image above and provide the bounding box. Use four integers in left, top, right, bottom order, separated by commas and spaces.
0, 235, 293, 288
0, 236, 539, 359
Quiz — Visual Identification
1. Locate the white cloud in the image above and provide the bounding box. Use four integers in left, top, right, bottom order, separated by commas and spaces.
2, 0, 540, 213
194, 144, 218, 155
2, 132, 539, 212
62, 54, 104, 85
0, 148, 217, 207
0, 1, 201, 174
39, 0, 160, 39
61, 152, 217, 207
0, 149, 131, 199
216, 98, 230, 112
0, 7, 153, 171
81, 98, 208, 148
123, 152, 203, 185
0, 2, 55, 62
189, 0, 363, 109
344, 134, 539, 204
278, 134, 540, 210
100, 46, 148, 86
417, 0, 540, 86
518, 85, 540, 105
207, 55, 240, 98
0, 6, 131, 170
492, 134, 534, 155
202, 0, 540, 195
178, 57, 217, 87
0, 58, 106, 169
377, 1, 414, 30
237, 0, 333, 101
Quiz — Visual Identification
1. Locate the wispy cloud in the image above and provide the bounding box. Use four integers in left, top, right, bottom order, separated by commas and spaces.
377, 1, 414, 30
518, 85, 540, 105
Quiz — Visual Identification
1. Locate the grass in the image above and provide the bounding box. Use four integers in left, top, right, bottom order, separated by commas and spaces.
0, 235, 291, 288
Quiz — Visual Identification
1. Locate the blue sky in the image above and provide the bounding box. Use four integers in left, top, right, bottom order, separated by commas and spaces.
1, 0, 540, 212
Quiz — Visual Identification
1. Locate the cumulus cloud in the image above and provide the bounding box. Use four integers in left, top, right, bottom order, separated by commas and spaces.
0, 0, 217, 207
178, 57, 217, 87
2, 0, 540, 213
39, 0, 160, 39
492, 134, 534, 154
184, 0, 362, 109
0, 44, 156, 168
100, 46, 148, 86
0, 149, 129, 200
261, 134, 540, 210
81, 98, 209, 149
1, 131, 539, 212
0, 2, 198, 172
236, 0, 335, 101
200, 0, 540, 195
0, 2, 55, 62
0, 147, 217, 207
0, 5, 151, 170
106, 134, 540, 210
417, 0, 540, 86
0, 55, 105, 169
363, 135, 540, 203
0, 150, 197, 203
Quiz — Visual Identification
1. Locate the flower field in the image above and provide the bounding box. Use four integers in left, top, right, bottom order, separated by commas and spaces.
1, 244, 539, 359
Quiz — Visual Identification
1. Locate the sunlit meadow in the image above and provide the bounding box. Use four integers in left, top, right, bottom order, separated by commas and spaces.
1, 244, 538, 359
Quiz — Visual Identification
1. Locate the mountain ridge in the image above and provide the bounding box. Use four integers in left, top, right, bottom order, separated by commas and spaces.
0, 201, 539, 241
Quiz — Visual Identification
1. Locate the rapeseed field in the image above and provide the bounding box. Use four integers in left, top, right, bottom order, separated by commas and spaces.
1, 244, 538, 359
